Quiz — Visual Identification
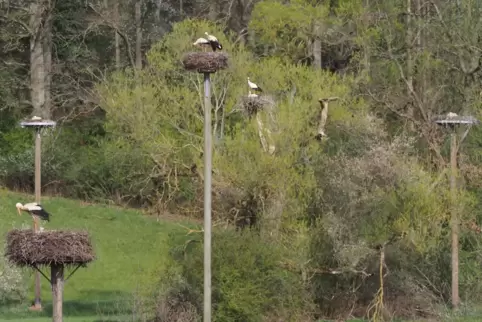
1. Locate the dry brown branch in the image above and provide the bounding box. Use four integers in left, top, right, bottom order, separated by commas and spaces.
5, 229, 95, 267
182, 52, 229, 73
256, 113, 275, 155
279, 260, 372, 279
316, 97, 339, 139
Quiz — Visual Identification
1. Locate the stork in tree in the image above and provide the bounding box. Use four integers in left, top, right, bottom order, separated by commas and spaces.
16, 202, 50, 232
247, 77, 263, 95
204, 32, 223, 52
316, 97, 339, 140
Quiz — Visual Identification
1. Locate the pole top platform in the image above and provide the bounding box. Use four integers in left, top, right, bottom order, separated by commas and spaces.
432, 112, 480, 126
19, 116, 57, 128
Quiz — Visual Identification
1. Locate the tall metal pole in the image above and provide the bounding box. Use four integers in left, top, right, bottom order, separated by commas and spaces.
34, 127, 42, 309
450, 131, 459, 309
203, 72, 212, 322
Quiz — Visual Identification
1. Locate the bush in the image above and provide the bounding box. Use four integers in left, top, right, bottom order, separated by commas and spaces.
0, 252, 27, 305
156, 229, 311, 322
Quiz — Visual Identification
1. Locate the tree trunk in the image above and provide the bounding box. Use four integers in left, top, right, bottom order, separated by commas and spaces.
51, 264, 64, 322
406, 0, 415, 131
135, 0, 143, 70
312, 21, 322, 70
114, 0, 121, 69
29, 1, 46, 119
256, 113, 268, 153
43, 0, 53, 117
208, 0, 217, 21
317, 101, 329, 137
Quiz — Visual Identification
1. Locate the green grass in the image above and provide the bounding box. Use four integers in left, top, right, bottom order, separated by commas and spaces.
0, 189, 196, 321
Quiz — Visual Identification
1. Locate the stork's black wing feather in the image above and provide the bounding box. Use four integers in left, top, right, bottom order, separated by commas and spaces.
31, 207, 50, 221
209, 41, 222, 52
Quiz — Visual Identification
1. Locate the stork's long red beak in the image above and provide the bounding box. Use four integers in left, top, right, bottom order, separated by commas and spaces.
17, 208, 21, 216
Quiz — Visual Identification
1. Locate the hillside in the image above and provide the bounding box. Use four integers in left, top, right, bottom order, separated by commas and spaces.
0, 189, 195, 321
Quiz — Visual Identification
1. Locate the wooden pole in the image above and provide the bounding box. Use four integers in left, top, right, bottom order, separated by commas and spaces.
450, 131, 459, 309
51, 264, 64, 322
33, 127, 42, 310
203, 72, 212, 322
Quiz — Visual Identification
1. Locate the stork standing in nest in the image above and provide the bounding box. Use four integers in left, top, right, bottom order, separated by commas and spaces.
316, 97, 339, 140
16, 202, 50, 232
204, 32, 223, 52
193, 37, 211, 52
247, 77, 263, 96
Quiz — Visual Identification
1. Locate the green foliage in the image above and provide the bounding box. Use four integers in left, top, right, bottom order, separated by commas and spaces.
0, 189, 189, 319
250, 0, 329, 58
160, 228, 310, 321
0, 251, 26, 305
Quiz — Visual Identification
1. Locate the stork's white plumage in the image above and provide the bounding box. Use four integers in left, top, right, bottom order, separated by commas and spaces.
193, 37, 211, 52
16, 202, 50, 231
247, 77, 263, 93
204, 32, 223, 51
447, 112, 458, 118
31, 116, 42, 121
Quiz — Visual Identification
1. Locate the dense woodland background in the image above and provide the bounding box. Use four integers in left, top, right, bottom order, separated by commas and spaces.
2, 0, 482, 321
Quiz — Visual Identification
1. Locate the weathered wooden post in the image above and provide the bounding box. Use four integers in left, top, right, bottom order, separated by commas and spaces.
5, 229, 95, 322
19, 117, 57, 311
316, 97, 339, 140
239, 95, 277, 155
182, 51, 229, 322
433, 113, 479, 310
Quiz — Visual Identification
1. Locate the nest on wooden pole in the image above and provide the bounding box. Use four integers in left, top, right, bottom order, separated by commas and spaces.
182, 52, 229, 73
5, 229, 95, 267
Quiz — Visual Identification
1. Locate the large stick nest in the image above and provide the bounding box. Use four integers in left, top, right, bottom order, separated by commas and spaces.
239, 95, 276, 117
5, 229, 95, 267
182, 52, 229, 73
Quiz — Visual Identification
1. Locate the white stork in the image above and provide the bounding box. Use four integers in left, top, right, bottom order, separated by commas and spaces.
16, 202, 50, 231
446, 112, 458, 118
204, 32, 223, 52
193, 37, 211, 52
247, 77, 263, 95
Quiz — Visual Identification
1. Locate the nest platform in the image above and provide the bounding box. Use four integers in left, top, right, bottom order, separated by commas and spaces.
5, 229, 95, 267
182, 52, 229, 73
240, 95, 275, 117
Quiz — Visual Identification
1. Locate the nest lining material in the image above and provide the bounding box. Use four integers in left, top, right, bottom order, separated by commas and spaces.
240, 95, 275, 117
5, 229, 95, 267
182, 52, 229, 73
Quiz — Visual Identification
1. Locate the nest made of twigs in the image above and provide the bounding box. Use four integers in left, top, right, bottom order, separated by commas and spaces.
5, 229, 95, 267
240, 95, 275, 117
182, 52, 229, 73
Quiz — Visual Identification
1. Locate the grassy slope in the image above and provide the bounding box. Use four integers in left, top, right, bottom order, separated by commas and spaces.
0, 189, 196, 321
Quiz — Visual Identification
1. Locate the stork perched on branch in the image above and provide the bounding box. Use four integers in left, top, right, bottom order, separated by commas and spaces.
16, 202, 50, 231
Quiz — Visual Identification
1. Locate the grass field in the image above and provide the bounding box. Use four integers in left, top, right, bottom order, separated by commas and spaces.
2, 189, 482, 322
0, 189, 197, 321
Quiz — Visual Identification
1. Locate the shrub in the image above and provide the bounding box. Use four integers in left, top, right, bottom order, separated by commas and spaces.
0, 252, 27, 305
156, 229, 311, 322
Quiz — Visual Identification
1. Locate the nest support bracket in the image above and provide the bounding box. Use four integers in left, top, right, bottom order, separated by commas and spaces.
65, 263, 84, 282
31, 264, 51, 284
30, 262, 84, 285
